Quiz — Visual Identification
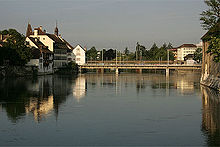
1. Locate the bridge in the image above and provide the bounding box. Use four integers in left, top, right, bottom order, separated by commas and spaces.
80, 61, 201, 76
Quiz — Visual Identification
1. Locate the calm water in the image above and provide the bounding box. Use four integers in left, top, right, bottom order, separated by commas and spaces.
0, 73, 219, 146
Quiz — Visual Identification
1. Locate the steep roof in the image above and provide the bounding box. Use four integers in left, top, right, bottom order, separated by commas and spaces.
74, 44, 86, 51
28, 37, 48, 49
46, 34, 63, 43
54, 42, 69, 50
201, 19, 220, 41
178, 44, 197, 48
62, 39, 74, 50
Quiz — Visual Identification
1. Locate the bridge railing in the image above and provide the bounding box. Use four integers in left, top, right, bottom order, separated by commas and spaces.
86, 60, 175, 65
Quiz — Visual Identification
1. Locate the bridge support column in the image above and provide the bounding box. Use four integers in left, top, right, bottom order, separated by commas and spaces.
136, 69, 142, 74
166, 68, 169, 77
116, 68, 119, 75
101, 68, 104, 74
96, 68, 104, 74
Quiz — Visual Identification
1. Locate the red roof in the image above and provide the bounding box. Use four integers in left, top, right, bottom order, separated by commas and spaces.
178, 44, 197, 48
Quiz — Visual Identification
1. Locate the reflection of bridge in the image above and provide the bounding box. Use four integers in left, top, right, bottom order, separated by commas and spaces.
80, 62, 201, 75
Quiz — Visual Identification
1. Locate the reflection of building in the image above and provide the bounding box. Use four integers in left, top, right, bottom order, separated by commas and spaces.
201, 86, 220, 146
25, 76, 54, 122
73, 75, 87, 102
25, 95, 54, 121
176, 79, 195, 95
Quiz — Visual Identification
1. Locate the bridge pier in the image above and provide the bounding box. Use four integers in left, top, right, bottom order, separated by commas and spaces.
96, 68, 104, 74
116, 68, 119, 74
166, 68, 169, 77
136, 69, 142, 74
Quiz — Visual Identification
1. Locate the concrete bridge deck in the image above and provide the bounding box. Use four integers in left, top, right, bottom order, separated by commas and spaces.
80, 63, 201, 75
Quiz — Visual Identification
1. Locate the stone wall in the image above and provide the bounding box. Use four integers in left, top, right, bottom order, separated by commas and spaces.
201, 41, 220, 91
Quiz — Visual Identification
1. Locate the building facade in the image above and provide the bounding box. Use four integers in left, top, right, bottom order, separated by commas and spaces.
176, 44, 197, 61
72, 45, 86, 65
26, 37, 53, 73
26, 24, 71, 68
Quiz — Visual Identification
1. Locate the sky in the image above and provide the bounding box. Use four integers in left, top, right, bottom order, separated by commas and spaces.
0, 0, 207, 51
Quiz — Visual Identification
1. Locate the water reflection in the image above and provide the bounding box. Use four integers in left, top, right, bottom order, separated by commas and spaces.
73, 75, 87, 102
0, 76, 75, 122
0, 73, 201, 123
85, 73, 200, 96
201, 86, 220, 146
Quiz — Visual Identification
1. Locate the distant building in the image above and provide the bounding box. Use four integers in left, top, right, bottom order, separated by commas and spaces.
196, 41, 203, 49
168, 48, 177, 60
26, 23, 75, 68
72, 45, 86, 65
176, 44, 197, 61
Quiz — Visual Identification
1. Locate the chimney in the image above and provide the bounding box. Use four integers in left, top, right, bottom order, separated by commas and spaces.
40, 26, 43, 31
34, 29, 38, 37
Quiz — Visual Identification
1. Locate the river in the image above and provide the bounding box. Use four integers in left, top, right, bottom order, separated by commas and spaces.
0, 73, 219, 146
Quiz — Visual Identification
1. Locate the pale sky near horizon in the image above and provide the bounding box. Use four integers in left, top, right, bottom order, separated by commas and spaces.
0, 0, 207, 51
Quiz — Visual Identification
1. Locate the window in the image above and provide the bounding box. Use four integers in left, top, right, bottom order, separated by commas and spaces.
43, 38, 45, 40
76, 58, 80, 61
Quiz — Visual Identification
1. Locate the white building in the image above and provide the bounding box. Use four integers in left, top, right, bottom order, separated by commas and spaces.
176, 44, 197, 61
196, 41, 203, 49
72, 45, 86, 65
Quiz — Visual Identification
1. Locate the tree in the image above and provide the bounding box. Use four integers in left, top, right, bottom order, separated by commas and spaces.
193, 48, 203, 63
124, 47, 129, 55
207, 37, 220, 62
0, 29, 32, 66
86, 46, 97, 61
167, 42, 173, 49
200, 0, 220, 30
104, 49, 116, 60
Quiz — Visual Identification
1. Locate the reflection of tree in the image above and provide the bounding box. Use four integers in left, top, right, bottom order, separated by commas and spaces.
201, 86, 220, 146
0, 75, 75, 122
0, 78, 30, 122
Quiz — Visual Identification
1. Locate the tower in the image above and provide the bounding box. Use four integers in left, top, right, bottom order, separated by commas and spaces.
26, 22, 33, 37
54, 21, 59, 36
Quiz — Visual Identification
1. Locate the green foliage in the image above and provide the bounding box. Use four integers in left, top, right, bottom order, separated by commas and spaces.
56, 62, 79, 75
86, 46, 98, 61
207, 37, 220, 62
104, 49, 116, 60
124, 47, 129, 55
0, 29, 32, 66
200, 0, 220, 30
193, 48, 203, 63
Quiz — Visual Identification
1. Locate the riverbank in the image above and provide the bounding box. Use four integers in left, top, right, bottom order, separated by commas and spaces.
0, 66, 38, 78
